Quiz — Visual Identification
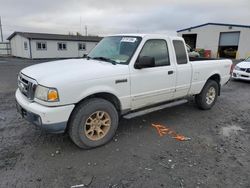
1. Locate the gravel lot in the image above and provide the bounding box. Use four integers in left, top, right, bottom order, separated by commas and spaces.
0, 57, 249, 188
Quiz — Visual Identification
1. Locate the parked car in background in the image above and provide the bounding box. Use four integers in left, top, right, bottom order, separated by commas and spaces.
223, 48, 237, 58
186, 44, 200, 58
232, 57, 250, 81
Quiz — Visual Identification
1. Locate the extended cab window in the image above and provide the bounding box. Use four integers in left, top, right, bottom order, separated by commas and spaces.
173, 40, 188, 64
139, 40, 170, 67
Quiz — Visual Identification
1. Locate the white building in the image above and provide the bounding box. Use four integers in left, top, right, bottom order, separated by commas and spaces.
177, 23, 250, 59
7, 32, 102, 59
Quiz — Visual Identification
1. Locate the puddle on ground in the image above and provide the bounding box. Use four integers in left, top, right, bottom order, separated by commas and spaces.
221, 125, 244, 137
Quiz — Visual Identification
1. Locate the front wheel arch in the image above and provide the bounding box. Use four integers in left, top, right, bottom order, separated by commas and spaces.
65, 92, 121, 133
68, 98, 119, 149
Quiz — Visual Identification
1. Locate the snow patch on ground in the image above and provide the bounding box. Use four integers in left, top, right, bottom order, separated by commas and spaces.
221, 125, 244, 137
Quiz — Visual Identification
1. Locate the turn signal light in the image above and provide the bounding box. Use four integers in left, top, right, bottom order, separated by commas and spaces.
48, 90, 59, 101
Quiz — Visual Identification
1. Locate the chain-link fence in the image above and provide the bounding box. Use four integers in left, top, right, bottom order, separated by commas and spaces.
0, 42, 11, 56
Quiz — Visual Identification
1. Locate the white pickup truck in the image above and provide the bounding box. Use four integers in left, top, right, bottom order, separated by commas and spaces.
16, 34, 232, 148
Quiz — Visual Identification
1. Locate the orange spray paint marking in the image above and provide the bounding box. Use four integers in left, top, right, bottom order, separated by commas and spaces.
173, 135, 191, 141
152, 124, 191, 141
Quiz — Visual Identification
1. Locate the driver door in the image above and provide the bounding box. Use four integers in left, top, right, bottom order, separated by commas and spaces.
130, 39, 176, 109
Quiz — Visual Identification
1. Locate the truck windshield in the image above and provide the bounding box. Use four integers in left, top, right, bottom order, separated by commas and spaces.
88, 36, 142, 65
245, 57, 250, 62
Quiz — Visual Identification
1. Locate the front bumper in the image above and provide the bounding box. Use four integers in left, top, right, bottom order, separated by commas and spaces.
232, 70, 250, 81
16, 89, 75, 133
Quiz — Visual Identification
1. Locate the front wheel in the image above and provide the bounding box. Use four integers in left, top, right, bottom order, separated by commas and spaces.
68, 98, 119, 149
195, 80, 219, 110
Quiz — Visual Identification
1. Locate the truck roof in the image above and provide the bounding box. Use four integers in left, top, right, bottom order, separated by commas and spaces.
109, 33, 180, 40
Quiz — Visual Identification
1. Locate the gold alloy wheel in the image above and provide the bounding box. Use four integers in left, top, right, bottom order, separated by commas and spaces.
206, 87, 216, 105
84, 111, 111, 141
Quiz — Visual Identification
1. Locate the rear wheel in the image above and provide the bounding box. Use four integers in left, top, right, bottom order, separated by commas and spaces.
68, 98, 119, 149
195, 80, 219, 110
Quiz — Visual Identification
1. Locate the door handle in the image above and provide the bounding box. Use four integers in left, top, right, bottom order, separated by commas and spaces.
168, 70, 174, 75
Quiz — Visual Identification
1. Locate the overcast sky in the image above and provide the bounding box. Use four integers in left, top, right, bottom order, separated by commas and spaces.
0, 0, 250, 40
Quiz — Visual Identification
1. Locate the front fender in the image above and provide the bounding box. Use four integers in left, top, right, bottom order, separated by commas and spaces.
77, 85, 120, 103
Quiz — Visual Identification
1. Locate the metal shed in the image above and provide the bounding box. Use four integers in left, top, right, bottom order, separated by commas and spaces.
177, 23, 250, 59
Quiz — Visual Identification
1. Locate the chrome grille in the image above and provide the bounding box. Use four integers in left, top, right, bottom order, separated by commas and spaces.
246, 68, 250, 73
18, 73, 37, 100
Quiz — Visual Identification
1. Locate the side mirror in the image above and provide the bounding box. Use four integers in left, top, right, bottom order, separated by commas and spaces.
134, 56, 155, 69
83, 53, 88, 58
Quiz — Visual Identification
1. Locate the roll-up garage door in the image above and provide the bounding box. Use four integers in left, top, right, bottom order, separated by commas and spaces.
219, 32, 240, 46
218, 32, 240, 59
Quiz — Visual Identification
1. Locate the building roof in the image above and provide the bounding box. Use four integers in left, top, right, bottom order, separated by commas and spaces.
7, 31, 102, 42
177, 23, 250, 33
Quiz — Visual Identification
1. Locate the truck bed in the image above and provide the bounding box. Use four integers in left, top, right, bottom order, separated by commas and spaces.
189, 57, 222, 61
188, 59, 232, 95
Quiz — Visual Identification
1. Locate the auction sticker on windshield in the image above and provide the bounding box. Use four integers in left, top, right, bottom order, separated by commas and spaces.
121, 37, 137, 43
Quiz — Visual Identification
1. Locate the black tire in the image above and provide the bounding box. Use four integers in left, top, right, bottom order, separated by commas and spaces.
195, 80, 219, 110
68, 98, 119, 149
230, 77, 236, 81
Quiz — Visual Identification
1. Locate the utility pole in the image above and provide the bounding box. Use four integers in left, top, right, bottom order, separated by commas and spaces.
80, 16, 82, 35
0, 16, 3, 42
84, 25, 87, 36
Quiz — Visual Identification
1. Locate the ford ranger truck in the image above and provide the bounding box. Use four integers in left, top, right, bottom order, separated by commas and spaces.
16, 34, 232, 148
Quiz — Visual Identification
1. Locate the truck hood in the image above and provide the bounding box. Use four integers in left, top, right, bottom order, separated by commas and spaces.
237, 61, 250, 69
21, 59, 129, 86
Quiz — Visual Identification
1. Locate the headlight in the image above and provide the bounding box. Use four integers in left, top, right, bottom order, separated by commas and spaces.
35, 85, 59, 102
234, 66, 240, 71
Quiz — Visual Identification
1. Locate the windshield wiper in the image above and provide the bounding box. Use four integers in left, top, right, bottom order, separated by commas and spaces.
91, 56, 117, 65
83, 54, 91, 60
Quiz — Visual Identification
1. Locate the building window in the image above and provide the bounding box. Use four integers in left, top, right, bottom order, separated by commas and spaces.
36, 42, 47, 50
24, 42, 28, 50
58, 42, 67, 50
78, 43, 86, 50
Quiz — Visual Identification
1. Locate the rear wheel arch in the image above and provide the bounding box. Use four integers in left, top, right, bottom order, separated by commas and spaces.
208, 74, 220, 84
195, 79, 219, 110
207, 74, 221, 96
